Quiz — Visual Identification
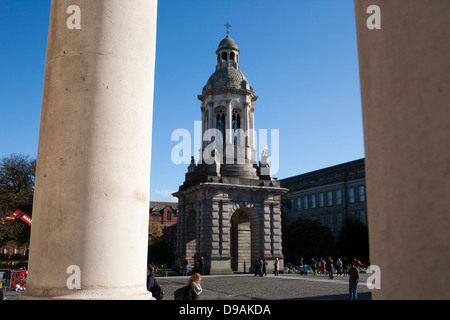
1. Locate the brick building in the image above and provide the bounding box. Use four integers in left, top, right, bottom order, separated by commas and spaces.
149, 201, 178, 252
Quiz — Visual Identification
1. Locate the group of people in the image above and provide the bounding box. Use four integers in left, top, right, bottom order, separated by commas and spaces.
307, 257, 362, 279
303, 256, 362, 300
147, 256, 363, 300
253, 257, 282, 277
181, 257, 204, 276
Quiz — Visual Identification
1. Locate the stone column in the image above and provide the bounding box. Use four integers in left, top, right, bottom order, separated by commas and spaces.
354, 0, 450, 299
261, 202, 273, 258
209, 198, 233, 274
225, 99, 234, 163
271, 201, 284, 259
21, 0, 158, 300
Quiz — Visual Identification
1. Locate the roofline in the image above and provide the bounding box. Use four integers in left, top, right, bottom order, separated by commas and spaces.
279, 158, 365, 184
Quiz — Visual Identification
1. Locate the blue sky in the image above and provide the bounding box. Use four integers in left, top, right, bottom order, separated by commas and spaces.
0, 0, 364, 203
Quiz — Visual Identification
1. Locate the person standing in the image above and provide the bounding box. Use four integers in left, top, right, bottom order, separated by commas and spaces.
326, 256, 334, 279
336, 258, 343, 276
259, 257, 264, 277
348, 262, 360, 300
147, 265, 164, 300
254, 259, 260, 276
310, 258, 317, 276
197, 257, 204, 275
182, 259, 189, 276
343, 257, 349, 276
274, 258, 279, 276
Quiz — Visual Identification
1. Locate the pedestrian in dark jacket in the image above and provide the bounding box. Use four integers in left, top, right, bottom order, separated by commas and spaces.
348, 262, 360, 300
147, 265, 164, 300
326, 256, 334, 279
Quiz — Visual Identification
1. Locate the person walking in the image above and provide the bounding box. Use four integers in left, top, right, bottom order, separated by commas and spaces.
258, 257, 264, 277
174, 273, 203, 300
343, 257, 349, 276
326, 256, 334, 279
254, 259, 260, 276
274, 258, 279, 276
336, 258, 343, 276
197, 257, 204, 275
348, 261, 360, 300
184, 273, 203, 300
318, 258, 324, 274
310, 258, 317, 276
182, 259, 189, 276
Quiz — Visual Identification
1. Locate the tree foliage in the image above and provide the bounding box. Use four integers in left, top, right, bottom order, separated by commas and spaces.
0, 154, 35, 247
336, 219, 370, 263
148, 221, 163, 245
282, 218, 336, 262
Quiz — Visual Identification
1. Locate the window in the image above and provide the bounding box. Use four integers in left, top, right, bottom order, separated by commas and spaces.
319, 193, 325, 207
336, 189, 342, 205
311, 194, 316, 208
303, 195, 308, 209
328, 215, 334, 232
359, 185, 366, 202
296, 197, 301, 211
222, 52, 227, 62
216, 110, 225, 145
360, 210, 367, 225
348, 187, 355, 203
232, 110, 241, 146
327, 191, 333, 206
337, 213, 343, 231
167, 211, 171, 221
290, 199, 294, 211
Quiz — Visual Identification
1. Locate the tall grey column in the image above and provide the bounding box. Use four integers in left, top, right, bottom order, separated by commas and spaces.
354, 0, 450, 299
22, 0, 158, 299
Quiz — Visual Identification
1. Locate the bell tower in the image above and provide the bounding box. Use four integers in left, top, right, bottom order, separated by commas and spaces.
174, 28, 286, 275
198, 31, 258, 176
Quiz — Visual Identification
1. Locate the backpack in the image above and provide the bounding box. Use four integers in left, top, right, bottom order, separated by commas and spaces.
174, 286, 188, 300
151, 280, 164, 300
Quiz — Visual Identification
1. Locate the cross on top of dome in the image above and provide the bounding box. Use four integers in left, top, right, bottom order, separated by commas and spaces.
224, 22, 231, 35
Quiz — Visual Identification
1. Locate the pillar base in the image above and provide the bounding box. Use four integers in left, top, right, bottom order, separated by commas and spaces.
209, 258, 234, 275
19, 287, 154, 300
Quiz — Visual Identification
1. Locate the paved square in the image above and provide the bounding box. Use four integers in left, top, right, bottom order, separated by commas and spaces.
157, 273, 373, 300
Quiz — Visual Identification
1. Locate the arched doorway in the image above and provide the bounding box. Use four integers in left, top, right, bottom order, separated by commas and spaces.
230, 208, 260, 273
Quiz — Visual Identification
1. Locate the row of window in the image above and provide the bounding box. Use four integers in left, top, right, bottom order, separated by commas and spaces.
216, 110, 242, 145
289, 185, 366, 211
151, 211, 174, 221
317, 210, 367, 232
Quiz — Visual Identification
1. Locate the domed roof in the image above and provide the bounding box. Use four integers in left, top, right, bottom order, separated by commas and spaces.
203, 65, 252, 92
217, 36, 239, 52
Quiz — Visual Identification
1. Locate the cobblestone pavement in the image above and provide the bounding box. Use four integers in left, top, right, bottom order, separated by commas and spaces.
157, 273, 372, 300
2, 273, 372, 300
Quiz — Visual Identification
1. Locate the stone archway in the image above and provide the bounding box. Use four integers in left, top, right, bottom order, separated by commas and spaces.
230, 208, 260, 273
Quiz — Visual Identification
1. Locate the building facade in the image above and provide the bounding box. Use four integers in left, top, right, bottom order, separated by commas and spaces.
149, 201, 178, 252
280, 158, 367, 238
174, 34, 286, 275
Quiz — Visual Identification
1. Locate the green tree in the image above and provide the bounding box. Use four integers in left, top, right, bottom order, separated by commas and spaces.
336, 219, 370, 264
148, 240, 174, 265
282, 218, 336, 262
0, 154, 35, 247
